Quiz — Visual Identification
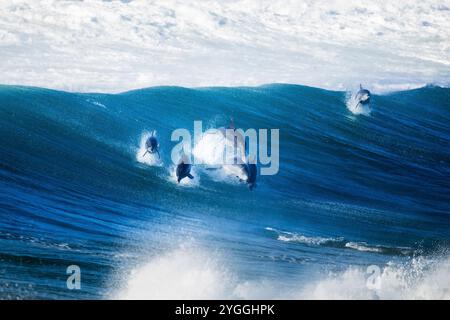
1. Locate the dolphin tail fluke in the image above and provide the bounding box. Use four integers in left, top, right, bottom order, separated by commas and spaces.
187, 174, 194, 179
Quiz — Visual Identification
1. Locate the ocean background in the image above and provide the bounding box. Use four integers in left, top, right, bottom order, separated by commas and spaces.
0, 83, 449, 299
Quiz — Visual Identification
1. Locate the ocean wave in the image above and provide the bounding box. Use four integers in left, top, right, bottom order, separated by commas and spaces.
1, 84, 449, 299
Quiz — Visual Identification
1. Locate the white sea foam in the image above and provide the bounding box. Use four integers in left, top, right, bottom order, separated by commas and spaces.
265, 227, 343, 246
265, 227, 413, 255
302, 256, 450, 299
345, 242, 383, 253
86, 99, 107, 109
192, 129, 228, 166
1, 1, 448, 92
192, 127, 247, 184
115, 246, 450, 300
116, 247, 235, 299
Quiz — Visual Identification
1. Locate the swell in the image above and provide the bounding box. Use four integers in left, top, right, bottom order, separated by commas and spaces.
0, 84, 450, 299
1, 84, 450, 233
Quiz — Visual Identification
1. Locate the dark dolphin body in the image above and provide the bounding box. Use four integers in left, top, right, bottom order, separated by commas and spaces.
144, 135, 160, 158
355, 84, 371, 106
238, 162, 257, 190
176, 161, 194, 183
246, 163, 257, 190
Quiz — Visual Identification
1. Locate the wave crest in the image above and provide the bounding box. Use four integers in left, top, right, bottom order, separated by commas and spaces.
115, 246, 450, 300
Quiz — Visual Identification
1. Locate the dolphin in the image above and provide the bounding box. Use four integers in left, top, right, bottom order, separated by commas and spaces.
246, 163, 257, 190
143, 133, 160, 158
176, 159, 194, 183
234, 160, 257, 190
355, 84, 371, 106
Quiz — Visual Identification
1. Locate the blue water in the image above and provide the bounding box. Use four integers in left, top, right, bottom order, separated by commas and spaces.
0, 84, 449, 299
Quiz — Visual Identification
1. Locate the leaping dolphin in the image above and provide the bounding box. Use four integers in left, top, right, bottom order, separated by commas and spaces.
176, 161, 194, 183
355, 84, 371, 106
143, 132, 160, 158
243, 162, 257, 190
176, 152, 194, 183
233, 158, 257, 190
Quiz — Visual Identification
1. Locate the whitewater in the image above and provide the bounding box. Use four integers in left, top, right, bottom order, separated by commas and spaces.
0, 0, 449, 92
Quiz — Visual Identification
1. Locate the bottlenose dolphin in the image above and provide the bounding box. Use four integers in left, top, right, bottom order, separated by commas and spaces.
355, 84, 371, 106
176, 152, 194, 183
243, 162, 257, 190
176, 161, 194, 183
233, 158, 257, 190
143, 133, 160, 158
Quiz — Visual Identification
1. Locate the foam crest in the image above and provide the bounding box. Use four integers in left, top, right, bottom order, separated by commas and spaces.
265, 227, 343, 245
265, 227, 413, 255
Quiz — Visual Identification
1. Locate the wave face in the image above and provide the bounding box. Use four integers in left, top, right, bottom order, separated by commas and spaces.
0, 84, 449, 299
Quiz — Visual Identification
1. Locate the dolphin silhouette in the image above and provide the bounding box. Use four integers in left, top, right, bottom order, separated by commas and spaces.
355, 84, 371, 106
176, 161, 194, 183
143, 132, 160, 158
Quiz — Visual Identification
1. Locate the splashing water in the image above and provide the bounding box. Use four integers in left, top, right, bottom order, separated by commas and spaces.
346, 91, 371, 115
115, 246, 450, 300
